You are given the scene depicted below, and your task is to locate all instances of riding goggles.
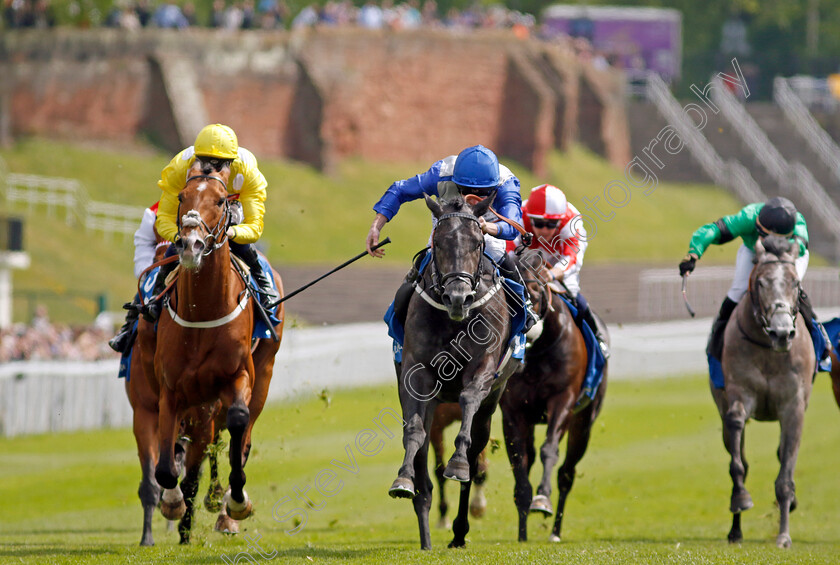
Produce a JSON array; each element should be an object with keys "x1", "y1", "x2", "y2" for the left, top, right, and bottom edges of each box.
[{"x1": 530, "y1": 218, "x2": 560, "y2": 229}]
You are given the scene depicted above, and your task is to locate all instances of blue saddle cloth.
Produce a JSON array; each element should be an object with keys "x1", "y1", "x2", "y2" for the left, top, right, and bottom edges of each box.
[
  {"x1": 557, "y1": 295, "x2": 607, "y2": 402},
  {"x1": 708, "y1": 317, "x2": 831, "y2": 390},
  {"x1": 384, "y1": 252, "x2": 527, "y2": 370},
  {"x1": 118, "y1": 256, "x2": 281, "y2": 381}
]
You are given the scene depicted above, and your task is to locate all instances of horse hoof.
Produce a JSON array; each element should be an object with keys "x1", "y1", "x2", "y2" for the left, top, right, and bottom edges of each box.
[
  {"x1": 549, "y1": 534, "x2": 561, "y2": 543},
  {"x1": 776, "y1": 534, "x2": 792, "y2": 549},
  {"x1": 389, "y1": 477, "x2": 416, "y2": 499},
  {"x1": 160, "y1": 488, "x2": 186, "y2": 520},
  {"x1": 529, "y1": 494, "x2": 553, "y2": 516},
  {"x1": 226, "y1": 499, "x2": 253, "y2": 521},
  {"x1": 727, "y1": 530, "x2": 743, "y2": 544},
  {"x1": 204, "y1": 483, "x2": 225, "y2": 513},
  {"x1": 447, "y1": 539, "x2": 466, "y2": 549},
  {"x1": 443, "y1": 459, "x2": 470, "y2": 483},
  {"x1": 161, "y1": 498, "x2": 186, "y2": 521},
  {"x1": 215, "y1": 513, "x2": 240, "y2": 535},
  {"x1": 730, "y1": 491, "x2": 753, "y2": 513}
]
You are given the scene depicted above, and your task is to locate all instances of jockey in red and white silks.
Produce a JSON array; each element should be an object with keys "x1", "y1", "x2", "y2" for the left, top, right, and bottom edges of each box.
[{"x1": 507, "y1": 184, "x2": 587, "y2": 298}]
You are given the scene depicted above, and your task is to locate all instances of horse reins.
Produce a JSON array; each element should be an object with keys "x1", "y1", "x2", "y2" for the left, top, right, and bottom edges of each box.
[{"x1": 740, "y1": 258, "x2": 799, "y2": 346}]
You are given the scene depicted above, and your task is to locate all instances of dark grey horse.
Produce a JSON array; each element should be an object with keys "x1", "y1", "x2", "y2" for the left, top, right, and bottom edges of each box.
[
  {"x1": 501, "y1": 250, "x2": 607, "y2": 542},
  {"x1": 388, "y1": 193, "x2": 514, "y2": 550},
  {"x1": 712, "y1": 235, "x2": 814, "y2": 548}
]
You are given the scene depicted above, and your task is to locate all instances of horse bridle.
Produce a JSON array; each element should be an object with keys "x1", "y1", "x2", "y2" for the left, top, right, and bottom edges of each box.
[
  {"x1": 430, "y1": 212, "x2": 485, "y2": 297},
  {"x1": 176, "y1": 174, "x2": 232, "y2": 256},
  {"x1": 748, "y1": 259, "x2": 799, "y2": 334}
]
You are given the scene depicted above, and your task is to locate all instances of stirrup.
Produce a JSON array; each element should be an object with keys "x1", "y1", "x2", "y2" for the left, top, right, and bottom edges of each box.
[{"x1": 597, "y1": 338, "x2": 610, "y2": 360}]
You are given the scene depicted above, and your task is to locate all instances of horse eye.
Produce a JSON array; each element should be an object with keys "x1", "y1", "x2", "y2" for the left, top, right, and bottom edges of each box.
[
  {"x1": 217, "y1": 197, "x2": 225, "y2": 207},
  {"x1": 177, "y1": 193, "x2": 184, "y2": 202}
]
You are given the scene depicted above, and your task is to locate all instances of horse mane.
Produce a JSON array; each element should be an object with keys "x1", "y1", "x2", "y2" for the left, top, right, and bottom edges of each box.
[{"x1": 762, "y1": 235, "x2": 794, "y2": 260}]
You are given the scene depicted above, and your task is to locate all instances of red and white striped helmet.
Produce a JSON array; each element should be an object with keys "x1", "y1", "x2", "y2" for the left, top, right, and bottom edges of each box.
[{"x1": 525, "y1": 184, "x2": 567, "y2": 219}]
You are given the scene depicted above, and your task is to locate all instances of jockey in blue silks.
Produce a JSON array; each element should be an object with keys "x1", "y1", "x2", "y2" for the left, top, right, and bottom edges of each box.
[{"x1": 365, "y1": 144, "x2": 537, "y2": 334}]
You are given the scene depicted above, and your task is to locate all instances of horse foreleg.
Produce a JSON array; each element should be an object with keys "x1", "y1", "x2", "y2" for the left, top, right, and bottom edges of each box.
[
  {"x1": 450, "y1": 400, "x2": 495, "y2": 548},
  {"x1": 155, "y1": 386, "x2": 182, "y2": 491},
  {"x1": 444, "y1": 385, "x2": 486, "y2": 482},
  {"x1": 724, "y1": 397, "x2": 753, "y2": 543},
  {"x1": 390, "y1": 384, "x2": 434, "y2": 499},
  {"x1": 551, "y1": 406, "x2": 596, "y2": 543},
  {"x1": 225, "y1": 374, "x2": 253, "y2": 520},
  {"x1": 775, "y1": 401, "x2": 805, "y2": 549},
  {"x1": 534, "y1": 394, "x2": 574, "y2": 518},
  {"x1": 502, "y1": 409, "x2": 535, "y2": 542},
  {"x1": 412, "y1": 409, "x2": 435, "y2": 550},
  {"x1": 134, "y1": 406, "x2": 161, "y2": 546}
]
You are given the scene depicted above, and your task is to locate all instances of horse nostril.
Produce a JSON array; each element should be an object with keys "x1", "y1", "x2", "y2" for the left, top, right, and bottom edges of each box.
[
  {"x1": 441, "y1": 294, "x2": 452, "y2": 308},
  {"x1": 788, "y1": 330, "x2": 795, "y2": 340},
  {"x1": 463, "y1": 294, "x2": 475, "y2": 309},
  {"x1": 192, "y1": 240, "x2": 205, "y2": 254}
]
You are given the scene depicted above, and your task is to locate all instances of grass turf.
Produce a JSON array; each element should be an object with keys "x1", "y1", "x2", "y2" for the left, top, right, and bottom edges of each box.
[{"x1": 2, "y1": 374, "x2": 840, "y2": 564}]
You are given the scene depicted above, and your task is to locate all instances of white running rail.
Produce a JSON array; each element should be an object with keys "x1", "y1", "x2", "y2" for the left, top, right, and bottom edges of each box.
[{"x1": 0, "y1": 157, "x2": 143, "y2": 237}]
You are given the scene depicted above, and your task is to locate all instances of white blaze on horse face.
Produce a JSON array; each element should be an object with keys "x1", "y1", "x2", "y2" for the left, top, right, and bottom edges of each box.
[
  {"x1": 196, "y1": 181, "x2": 208, "y2": 192},
  {"x1": 179, "y1": 209, "x2": 206, "y2": 270}
]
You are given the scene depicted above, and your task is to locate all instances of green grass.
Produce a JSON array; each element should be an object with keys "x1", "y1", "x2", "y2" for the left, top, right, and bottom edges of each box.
[
  {"x1": 2, "y1": 376, "x2": 840, "y2": 563},
  {"x1": 1, "y1": 137, "x2": 752, "y2": 322}
]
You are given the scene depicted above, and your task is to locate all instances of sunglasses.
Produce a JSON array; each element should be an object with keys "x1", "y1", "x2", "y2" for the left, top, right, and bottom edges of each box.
[{"x1": 531, "y1": 218, "x2": 559, "y2": 229}]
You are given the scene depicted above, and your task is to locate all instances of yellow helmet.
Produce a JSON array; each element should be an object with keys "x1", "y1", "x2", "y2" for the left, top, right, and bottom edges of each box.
[{"x1": 194, "y1": 123, "x2": 238, "y2": 160}]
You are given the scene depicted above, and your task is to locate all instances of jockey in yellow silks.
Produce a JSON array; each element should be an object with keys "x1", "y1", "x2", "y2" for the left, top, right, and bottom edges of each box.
[{"x1": 140, "y1": 123, "x2": 279, "y2": 322}]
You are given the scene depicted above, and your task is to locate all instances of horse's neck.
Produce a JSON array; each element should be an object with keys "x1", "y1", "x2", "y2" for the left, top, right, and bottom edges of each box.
[{"x1": 176, "y1": 248, "x2": 240, "y2": 317}]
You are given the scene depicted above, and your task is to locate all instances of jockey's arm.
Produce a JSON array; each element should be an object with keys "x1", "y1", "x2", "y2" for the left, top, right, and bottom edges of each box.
[
  {"x1": 793, "y1": 212, "x2": 809, "y2": 256},
  {"x1": 155, "y1": 150, "x2": 191, "y2": 243},
  {"x1": 133, "y1": 207, "x2": 158, "y2": 278},
  {"x1": 228, "y1": 149, "x2": 267, "y2": 244},
  {"x1": 490, "y1": 176, "x2": 523, "y2": 241}
]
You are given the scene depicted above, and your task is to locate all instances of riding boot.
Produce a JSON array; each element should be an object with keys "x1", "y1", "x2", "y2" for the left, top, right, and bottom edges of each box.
[
  {"x1": 499, "y1": 253, "x2": 538, "y2": 333},
  {"x1": 799, "y1": 289, "x2": 831, "y2": 363},
  {"x1": 233, "y1": 243, "x2": 280, "y2": 311},
  {"x1": 139, "y1": 259, "x2": 178, "y2": 322},
  {"x1": 575, "y1": 292, "x2": 609, "y2": 360},
  {"x1": 706, "y1": 297, "x2": 738, "y2": 361},
  {"x1": 108, "y1": 296, "x2": 141, "y2": 353}
]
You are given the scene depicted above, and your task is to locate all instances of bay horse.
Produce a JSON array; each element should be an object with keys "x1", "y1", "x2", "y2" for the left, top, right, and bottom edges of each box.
[
  {"x1": 500, "y1": 249, "x2": 607, "y2": 542},
  {"x1": 133, "y1": 160, "x2": 284, "y2": 544},
  {"x1": 712, "y1": 235, "x2": 813, "y2": 548},
  {"x1": 429, "y1": 403, "x2": 489, "y2": 528},
  {"x1": 389, "y1": 193, "x2": 513, "y2": 550}
]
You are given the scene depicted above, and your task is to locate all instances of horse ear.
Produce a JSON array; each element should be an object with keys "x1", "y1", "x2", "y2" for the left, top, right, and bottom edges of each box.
[
  {"x1": 470, "y1": 189, "x2": 496, "y2": 218},
  {"x1": 754, "y1": 237, "x2": 766, "y2": 258},
  {"x1": 424, "y1": 194, "x2": 442, "y2": 218}
]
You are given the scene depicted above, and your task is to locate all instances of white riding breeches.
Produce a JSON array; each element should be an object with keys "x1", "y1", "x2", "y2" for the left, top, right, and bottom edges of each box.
[{"x1": 726, "y1": 243, "x2": 809, "y2": 302}]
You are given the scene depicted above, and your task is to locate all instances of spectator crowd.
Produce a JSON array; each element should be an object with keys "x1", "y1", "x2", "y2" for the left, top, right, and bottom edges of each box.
[
  {"x1": 3, "y1": 0, "x2": 537, "y2": 34},
  {"x1": 0, "y1": 306, "x2": 117, "y2": 362}
]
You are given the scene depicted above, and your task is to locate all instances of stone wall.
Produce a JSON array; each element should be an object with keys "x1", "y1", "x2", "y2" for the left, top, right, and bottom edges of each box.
[{"x1": 1, "y1": 28, "x2": 629, "y2": 174}]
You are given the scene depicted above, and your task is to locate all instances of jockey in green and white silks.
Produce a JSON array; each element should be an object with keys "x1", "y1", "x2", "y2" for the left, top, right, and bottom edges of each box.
[{"x1": 679, "y1": 197, "x2": 829, "y2": 376}]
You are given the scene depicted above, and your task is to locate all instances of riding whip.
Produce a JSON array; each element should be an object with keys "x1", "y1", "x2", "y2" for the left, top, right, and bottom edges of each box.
[
  {"x1": 681, "y1": 274, "x2": 696, "y2": 318},
  {"x1": 274, "y1": 237, "x2": 392, "y2": 305}
]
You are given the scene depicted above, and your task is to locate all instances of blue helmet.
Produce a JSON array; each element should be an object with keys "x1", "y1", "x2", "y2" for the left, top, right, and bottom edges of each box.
[{"x1": 452, "y1": 145, "x2": 500, "y2": 189}]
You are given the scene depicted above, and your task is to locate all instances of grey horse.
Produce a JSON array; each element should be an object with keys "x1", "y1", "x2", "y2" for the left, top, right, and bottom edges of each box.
[{"x1": 711, "y1": 235, "x2": 814, "y2": 548}]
